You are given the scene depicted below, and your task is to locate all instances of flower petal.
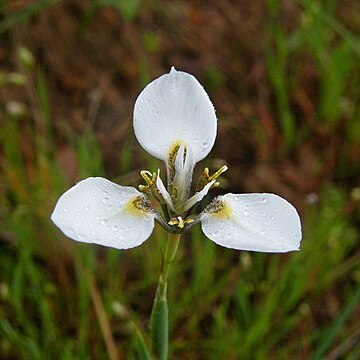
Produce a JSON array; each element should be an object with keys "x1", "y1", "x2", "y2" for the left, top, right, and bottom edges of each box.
[
  {"x1": 156, "y1": 170, "x2": 175, "y2": 211},
  {"x1": 51, "y1": 177, "x2": 155, "y2": 249},
  {"x1": 200, "y1": 193, "x2": 302, "y2": 253},
  {"x1": 133, "y1": 67, "x2": 217, "y2": 162},
  {"x1": 184, "y1": 180, "x2": 216, "y2": 211},
  {"x1": 173, "y1": 143, "x2": 195, "y2": 206}
]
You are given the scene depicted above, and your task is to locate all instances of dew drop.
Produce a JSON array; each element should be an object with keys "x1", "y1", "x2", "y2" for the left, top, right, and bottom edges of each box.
[
  {"x1": 102, "y1": 190, "x2": 108, "y2": 196},
  {"x1": 262, "y1": 198, "x2": 267, "y2": 204},
  {"x1": 214, "y1": 230, "x2": 219, "y2": 237},
  {"x1": 78, "y1": 234, "x2": 85, "y2": 240},
  {"x1": 112, "y1": 225, "x2": 119, "y2": 231},
  {"x1": 202, "y1": 142, "x2": 208, "y2": 149},
  {"x1": 107, "y1": 205, "x2": 113, "y2": 211},
  {"x1": 85, "y1": 205, "x2": 90, "y2": 211},
  {"x1": 102, "y1": 197, "x2": 109, "y2": 204},
  {"x1": 63, "y1": 207, "x2": 69, "y2": 213},
  {"x1": 66, "y1": 226, "x2": 74, "y2": 233},
  {"x1": 101, "y1": 219, "x2": 108, "y2": 226}
]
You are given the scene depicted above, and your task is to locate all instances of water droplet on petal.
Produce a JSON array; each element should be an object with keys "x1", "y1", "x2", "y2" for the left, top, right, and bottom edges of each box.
[
  {"x1": 262, "y1": 197, "x2": 267, "y2": 204},
  {"x1": 85, "y1": 205, "x2": 90, "y2": 211},
  {"x1": 202, "y1": 142, "x2": 208, "y2": 150},
  {"x1": 102, "y1": 197, "x2": 109, "y2": 204},
  {"x1": 101, "y1": 219, "x2": 108, "y2": 226},
  {"x1": 112, "y1": 225, "x2": 118, "y2": 231}
]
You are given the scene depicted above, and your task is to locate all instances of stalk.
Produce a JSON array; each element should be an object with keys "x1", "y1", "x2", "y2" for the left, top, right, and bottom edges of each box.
[{"x1": 150, "y1": 233, "x2": 181, "y2": 360}]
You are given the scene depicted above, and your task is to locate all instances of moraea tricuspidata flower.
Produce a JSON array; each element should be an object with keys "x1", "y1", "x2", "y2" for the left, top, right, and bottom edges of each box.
[{"x1": 51, "y1": 67, "x2": 302, "y2": 253}]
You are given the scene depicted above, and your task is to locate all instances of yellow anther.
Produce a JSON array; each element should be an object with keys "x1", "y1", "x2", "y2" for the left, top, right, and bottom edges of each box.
[
  {"x1": 209, "y1": 165, "x2": 228, "y2": 181},
  {"x1": 140, "y1": 170, "x2": 156, "y2": 186},
  {"x1": 168, "y1": 216, "x2": 193, "y2": 228},
  {"x1": 184, "y1": 218, "x2": 194, "y2": 224},
  {"x1": 168, "y1": 218, "x2": 178, "y2": 226},
  {"x1": 177, "y1": 217, "x2": 185, "y2": 228}
]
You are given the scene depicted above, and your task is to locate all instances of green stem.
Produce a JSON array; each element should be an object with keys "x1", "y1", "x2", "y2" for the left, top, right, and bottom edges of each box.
[{"x1": 150, "y1": 233, "x2": 181, "y2": 360}]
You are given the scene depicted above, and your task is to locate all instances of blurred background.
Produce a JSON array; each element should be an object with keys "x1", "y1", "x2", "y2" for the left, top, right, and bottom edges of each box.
[{"x1": 0, "y1": 0, "x2": 360, "y2": 359}]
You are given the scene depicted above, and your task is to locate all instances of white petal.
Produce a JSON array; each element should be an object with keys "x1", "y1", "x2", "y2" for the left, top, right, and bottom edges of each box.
[
  {"x1": 133, "y1": 67, "x2": 217, "y2": 162},
  {"x1": 156, "y1": 170, "x2": 175, "y2": 211},
  {"x1": 173, "y1": 143, "x2": 195, "y2": 206},
  {"x1": 51, "y1": 177, "x2": 155, "y2": 249},
  {"x1": 200, "y1": 193, "x2": 302, "y2": 253},
  {"x1": 184, "y1": 180, "x2": 216, "y2": 211}
]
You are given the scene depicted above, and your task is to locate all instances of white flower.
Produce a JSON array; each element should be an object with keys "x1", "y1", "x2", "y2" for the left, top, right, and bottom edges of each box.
[{"x1": 51, "y1": 67, "x2": 302, "y2": 252}]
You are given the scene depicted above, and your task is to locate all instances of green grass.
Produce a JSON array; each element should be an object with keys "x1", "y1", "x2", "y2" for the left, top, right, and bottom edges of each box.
[{"x1": 1, "y1": 0, "x2": 360, "y2": 358}]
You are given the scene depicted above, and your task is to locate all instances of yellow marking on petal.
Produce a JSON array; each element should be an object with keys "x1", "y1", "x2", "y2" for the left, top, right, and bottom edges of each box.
[
  {"x1": 124, "y1": 196, "x2": 152, "y2": 217},
  {"x1": 205, "y1": 198, "x2": 233, "y2": 219},
  {"x1": 167, "y1": 140, "x2": 186, "y2": 180}
]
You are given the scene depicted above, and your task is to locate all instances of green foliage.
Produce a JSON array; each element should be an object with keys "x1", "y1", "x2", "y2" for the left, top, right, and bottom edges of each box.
[
  {"x1": 93, "y1": 0, "x2": 141, "y2": 21},
  {"x1": 0, "y1": 0, "x2": 62, "y2": 34},
  {"x1": 1, "y1": 0, "x2": 360, "y2": 358}
]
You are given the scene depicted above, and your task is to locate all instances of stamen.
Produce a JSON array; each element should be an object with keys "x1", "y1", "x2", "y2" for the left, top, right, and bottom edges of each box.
[
  {"x1": 195, "y1": 165, "x2": 228, "y2": 192},
  {"x1": 140, "y1": 170, "x2": 156, "y2": 186},
  {"x1": 168, "y1": 216, "x2": 194, "y2": 229},
  {"x1": 209, "y1": 165, "x2": 228, "y2": 181}
]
